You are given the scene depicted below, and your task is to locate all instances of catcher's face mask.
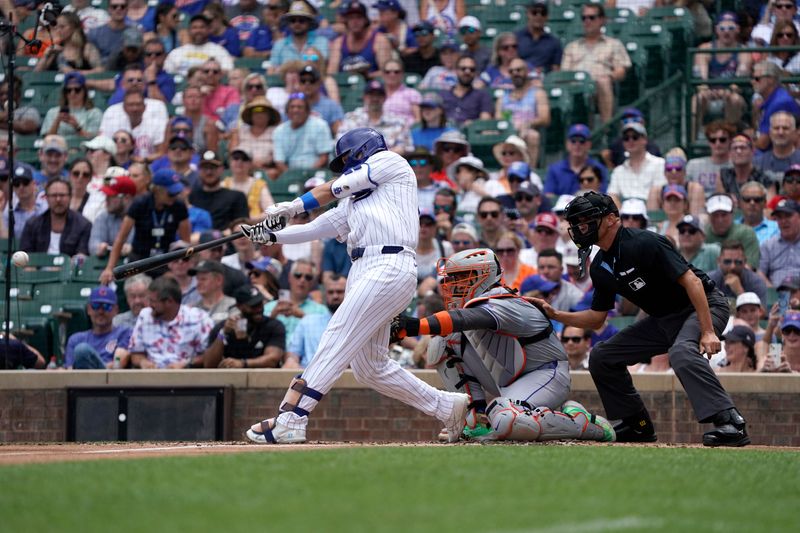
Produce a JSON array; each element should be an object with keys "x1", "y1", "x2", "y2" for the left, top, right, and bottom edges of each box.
[{"x1": 437, "y1": 260, "x2": 489, "y2": 310}]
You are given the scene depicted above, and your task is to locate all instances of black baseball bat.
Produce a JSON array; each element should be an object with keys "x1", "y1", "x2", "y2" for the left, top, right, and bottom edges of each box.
[{"x1": 112, "y1": 231, "x2": 244, "y2": 281}]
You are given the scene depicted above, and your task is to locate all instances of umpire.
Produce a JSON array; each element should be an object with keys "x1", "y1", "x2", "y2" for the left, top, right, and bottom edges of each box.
[{"x1": 531, "y1": 192, "x2": 749, "y2": 447}]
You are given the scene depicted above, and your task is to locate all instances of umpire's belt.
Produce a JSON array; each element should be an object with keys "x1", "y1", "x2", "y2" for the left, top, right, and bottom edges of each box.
[{"x1": 351, "y1": 245, "x2": 407, "y2": 261}]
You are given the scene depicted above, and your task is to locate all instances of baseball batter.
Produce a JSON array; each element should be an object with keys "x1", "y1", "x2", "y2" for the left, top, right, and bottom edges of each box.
[
  {"x1": 391, "y1": 248, "x2": 614, "y2": 442},
  {"x1": 240, "y1": 127, "x2": 469, "y2": 444}
]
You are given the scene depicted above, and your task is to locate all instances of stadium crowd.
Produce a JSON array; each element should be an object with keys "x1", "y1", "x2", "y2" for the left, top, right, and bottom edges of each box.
[{"x1": 0, "y1": 0, "x2": 799, "y2": 375}]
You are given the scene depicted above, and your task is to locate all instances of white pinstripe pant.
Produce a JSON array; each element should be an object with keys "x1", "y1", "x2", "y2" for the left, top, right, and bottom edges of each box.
[{"x1": 278, "y1": 251, "x2": 456, "y2": 429}]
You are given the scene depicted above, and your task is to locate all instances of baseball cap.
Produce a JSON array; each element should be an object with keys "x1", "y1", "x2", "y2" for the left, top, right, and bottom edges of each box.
[
  {"x1": 170, "y1": 116, "x2": 194, "y2": 130},
  {"x1": 169, "y1": 240, "x2": 190, "y2": 252},
  {"x1": 364, "y1": 79, "x2": 386, "y2": 95},
  {"x1": 246, "y1": 256, "x2": 283, "y2": 281},
  {"x1": 300, "y1": 64, "x2": 321, "y2": 81},
  {"x1": 188, "y1": 259, "x2": 225, "y2": 276},
  {"x1": 413, "y1": 21, "x2": 435, "y2": 33},
  {"x1": 567, "y1": 124, "x2": 590, "y2": 139},
  {"x1": 772, "y1": 198, "x2": 800, "y2": 216},
  {"x1": 234, "y1": 284, "x2": 265, "y2": 307},
  {"x1": 528, "y1": 0, "x2": 548, "y2": 13},
  {"x1": 507, "y1": 161, "x2": 531, "y2": 181},
  {"x1": 662, "y1": 184, "x2": 687, "y2": 200},
  {"x1": 735, "y1": 292, "x2": 762, "y2": 309},
  {"x1": 622, "y1": 122, "x2": 647, "y2": 136},
  {"x1": 778, "y1": 274, "x2": 800, "y2": 291},
  {"x1": 722, "y1": 325, "x2": 755, "y2": 348},
  {"x1": 715, "y1": 11, "x2": 738, "y2": 26},
  {"x1": 420, "y1": 92, "x2": 444, "y2": 108},
  {"x1": 785, "y1": 164, "x2": 800, "y2": 176},
  {"x1": 152, "y1": 168, "x2": 184, "y2": 195},
  {"x1": 782, "y1": 311, "x2": 800, "y2": 332},
  {"x1": 534, "y1": 212, "x2": 559, "y2": 231},
  {"x1": 451, "y1": 222, "x2": 479, "y2": 242},
  {"x1": 562, "y1": 242, "x2": 581, "y2": 267},
  {"x1": 677, "y1": 214, "x2": 704, "y2": 233},
  {"x1": 199, "y1": 230, "x2": 223, "y2": 244},
  {"x1": 553, "y1": 194, "x2": 575, "y2": 214},
  {"x1": 230, "y1": 146, "x2": 253, "y2": 161},
  {"x1": 169, "y1": 132, "x2": 193, "y2": 149},
  {"x1": 516, "y1": 181, "x2": 540, "y2": 198},
  {"x1": 621, "y1": 107, "x2": 644, "y2": 120},
  {"x1": 89, "y1": 286, "x2": 117, "y2": 306},
  {"x1": 11, "y1": 164, "x2": 33, "y2": 182},
  {"x1": 620, "y1": 198, "x2": 648, "y2": 218},
  {"x1": 41, "y1": 135, "x2": 67, "y2": 154},
  {"x1": 83, "y1": 135, "x2": 117, "y2": 157},
  {"x1": 520, "y1": 274, "x2": 558, "y2": 295},
  {"x1": 101, "y1": 175, "x2": 136, "y2": 196},
  {"x1": 458, "y1": 15, "x2": 481, "y2": 31},
  {"x1": 707, "y1": 194, "x2": 734, "y2": 213},
  {"x1": 339, "y1": 0, "x2": 367, "y2": 17},
  {"x1": 439, "y1": 38, "x2": 460, "y2": 52},
  {"x1": 419, "y1": 207, "x2": 436, "y2": 222},
  {"x1": 200, "y1": 150, "x2": 223, "y2": 167},
  {"x1": 447, "y1": 155, "x2": 487, "y2": 182},
  {"x1": 122, "y1": 26, "x2": 143, "y2": 48},
  {"x1": 63, "y1": 71, "x2": 86, "y2": 88}
]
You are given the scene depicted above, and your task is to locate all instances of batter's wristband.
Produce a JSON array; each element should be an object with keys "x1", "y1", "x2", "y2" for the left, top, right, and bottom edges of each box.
[{"x1": 300, "y1": 191, "x2": 320, "y2": 212}]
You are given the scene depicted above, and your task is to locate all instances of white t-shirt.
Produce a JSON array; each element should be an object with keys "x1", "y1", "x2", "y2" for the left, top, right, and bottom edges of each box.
[
  {"x1": 164, "y1": 43, "x2": 235, "y2": 77},
  {"x1": 607, "y1": 152, "x2": 666, "y2": 201},
  {"x1": 100, "y1": 99, "x2": 168, "y2": 158},
  {"x1": 48, "y1": 232, "x2": 61, "y2": 255}
]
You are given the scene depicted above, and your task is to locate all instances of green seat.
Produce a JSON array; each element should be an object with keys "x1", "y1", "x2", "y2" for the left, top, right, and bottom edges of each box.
[
  {"x1": 647, "y1": 209, "x2": 667, "y2": 223},
  {"x1": 543, "y1": 70, "x2": 595, "y2": 126},
  {"x1": 3, "y1": 253, "x2": 72, "y2": 284},
  {"x1": 271, "y1": 168, "x2": 331, "y2": 203},
  {"x1": 24, "y1": 71, "x2": 65, "y2": 87},
  {"x1": 8, "y1": 300, "x2": 61, "y2": 360},
  {"x1": 644, "y1": 6, "x2": 694, "y2": 68},
  {"x1": 544, "y1": 90, "x2": 574, "y2": 158},
  {"x1": 33, "y1": 283, "x2": 93, "y2": 341},
  {"x1": 620, "y1": 23, "x2": 672, "y2": 88},
  {"x1": 617, "y1": 41, "x2": 648, "y2": 106},
  {"x1": 0, "y1": 282, "x2": 34, "y2": 301},
  {"x1": 766, "y1": 288, "x2": 779, "y2": 309},
  {"x1": 234, "y1": 57, "x2": 271, "y2": 73},
  {"x1": 609, "y1": 315, "x2": 637, "y2": 329},
  {"x1": 73, "y1": 256, "x2": 112, "y2": 283},
  {"x1": 464, "y1": 119, "x2": 517, "y2": 168}
]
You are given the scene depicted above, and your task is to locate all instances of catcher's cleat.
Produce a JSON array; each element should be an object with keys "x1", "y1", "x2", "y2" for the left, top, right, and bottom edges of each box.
[
  {"x1": 702, "y1": 408, "x2": 750, "y2": 447},
  {"x1": 561, "y1": 400, "x2": 616, "y2": 442},
  {"x1": 246, "y1": 417, "x2": 306, "y2": 444}
]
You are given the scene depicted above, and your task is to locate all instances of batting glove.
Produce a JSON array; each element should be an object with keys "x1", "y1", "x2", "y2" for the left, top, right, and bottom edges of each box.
[
  {"x1": 241, "y1": 215, "x2": 287, "y2": 245},
  {"x1": 266, "y1": 200, "x2": 304, "y2": 220}
]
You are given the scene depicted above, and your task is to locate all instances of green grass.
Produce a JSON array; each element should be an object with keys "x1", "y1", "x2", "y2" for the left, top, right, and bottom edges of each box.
[{"x1": 1, "y1": 445, "x2": 798, "y2": 533}]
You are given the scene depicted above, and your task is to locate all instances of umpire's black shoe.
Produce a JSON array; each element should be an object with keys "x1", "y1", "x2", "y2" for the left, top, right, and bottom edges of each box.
[
  {"x1": 702, "y1": 408, "x2": 750, "y2": 447},
  {"x1": 613, "y1": 411, "x2": 657, "y2": 443}
]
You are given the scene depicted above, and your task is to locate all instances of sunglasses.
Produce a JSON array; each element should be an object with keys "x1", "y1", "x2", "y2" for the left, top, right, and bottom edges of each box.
[
  {"x1": 12, "y1": 179, "x2": 32, "y2": 187},
  {"x1": 741, "y1": 196, "x2": 765, "y2": 203},
  {"x1": 169, "y1": 144, "x2": 190, "y2": 151},
  {"x1": 717, "y1": 24, "x2": 737, "y2": 31},
  {"x1": 561, "y1": 336, "x2": 583, "y2": 343},
  {"x1": 622, "y1": 134, "x2": 641, "y2": 142},
  {"x1": 722, "y1": 259, "x2": 744, "y2": 266},
  {"x1": 203, "y1": 69, "x2": 221, "y2": 75},
  {"x1": 451, "y1": 239, "x2": 473, "y2": 246},
  {"x1": 708, "y1": 136, "x2": 729, "y2": 144},
  {"x1": 173, "y1": 127, "x2": 192, "y2": 135},
  {"x1": 568, "y1": 137, "x2": 587, "y2": 144},
  {"x1": 621, "y1": 214, "x2": 644, "y2": 221},
  {"x1": 299, "y1": 78, "x2": 317, "y2": 85},
  {"x1": 434, "y1": 204, "x2": 453, "y2": 213},
  {"x1": 578, "y1": 176, "x2": 596, "y2": 184},
  {"x1": 266, "y1": 4, "x2": 282, "y2": 9},
  {"x1": 109, "y1": 4, "x2": 127, "y2": 10},
  {"x1": 302, "y1": 53, "x2": 320, "y2": 62},
  {"x1": 246, "y1": 83, "x2": 264, "y2": 91},
  {"x1": 413, "y1": 29, "x2": 432, "y2": 36},
  {"x1": 71, "y1": 170, "x2": 91, "y2": 178},
  {"x1": 409, "y1": 158, "x2": 429, "y2": 167},
  {"x1": 145, "y1": 50, "x2": 164, "y2": 57},
  {"x1": 64, "y1": 86, "x2": 83, "y2": 94},
  {"x1": 479, "y1": 211, "x2": 501, "y2": 219},
  {"x1": 784, "y1": 175, "x2": 800, "y2": 183},
  {"x1": 678, "y1": 227, "x2": 699, "y2": 235},
  {"x1": 582, "y1": 14, "x2": 599, "y2": 21},
  {"x1": 495, "y1": 248, "x2": 517, "y2": 255},
  {"x1": 500, "y1": 44, "x2": 518, "y2": 50},
  {"x1": 665, "y1": 165, "x2": 684, "y2": 173},
  {"x1": 775, "y1": 3, "x2": 795, "y2": 9},
  {"x1": 231, "y1": 153, "x2": 250, "y2": 161},
  {"x1": 752, "y1": 75, "x2": 767, "y2": 82},
  {"x1": 420, "y1": 219, "x2": 436, "y2": 227},
  {"x1": 292, "y1": 273, "x2": 315, "y2": 281},
  {"x1": 535, "y1": 227, "x2": 556, "y2": 234},
  {"x1": 459, "y1": 26, "x2": 478, "y2": 34},
  {"x1": 90, "y1": 302, "x2": 114, "y2": 311},
  {"x1": 515, "y1": 194, "x2": 535, "y2": 202},
  {"x1": 458, "y1": 66, "x2": 477, "y2": 72},
  {"x1": 440, "y1": 144, "x2": 464, "y2": 153},
  {"x1": 509, "y1": 67, "x2": 526, "y2": 74},
  {"x1": 288, "y1": 17, "x2": 309, "y2": 24},
  {"x1": 384, "y1": 69, "x2": 402, "y2": 75},
  {"x1": 784, "y1": 326, "x2": 800, "y2": 335},
  {"x1": 113, "y1": 136, "x2": 130, "y2": 143},
  {"x1": 248, "y1": 270, "x2": 265, "y2": 277},
  {"x1": 501, "y1": 150, "x2": 519, "y2": 157},
  {"x1": 777, "y1": 31, "x2": 797, "y2": 38},
  {"x1": 125, "y1": 77, "x2": 143, "y2": 84},
  {"x1": 288, "y1": 92, "x2": 306, "y2": 100},
  {"x1": 529, "y1": 9, "x2": 547, "y2": 16}
]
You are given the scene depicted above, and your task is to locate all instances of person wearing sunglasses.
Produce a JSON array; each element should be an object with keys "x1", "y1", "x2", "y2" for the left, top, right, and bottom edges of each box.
[
  {"x1": 733, "y1": 292, "x2": 767, "y2": 342},
  {"x1": 374, "y1": 0, "x2": 415, "y2": 55},
  {"x1": 86, "y1": 0, "x2": 130, "y2": 64},
  {"x1": 381, "y1": 59, "x2": 422, "y2": 123},
  {"x1": 449, "y1": 222, "x2": 480, "y2": 253},
  {"x1": 339, "y1": 80, "x2": 413, "y2": 153},
  {"x1": 99, "y1": 89, "x2": 167, "y2": 164},
  {"x1": 230, "y1": 96, "x2": 281, "y2": 173},
  {"x1": 296, "y1": 64, "x2": 345, "y2": 135},
  {"x1": 163, "y1": 14, "x2": 234, "y2": 77},
  {"x1": 94, "y1": 38, "x2": 174, "y2": 105},
  {"x1": 676, "y1": 214, "x2": 721, "y2": 274},
  {"x1": 268, "y1": 1, "x2": 329, "y2": 73},
  {"x1": 416, "y1": 209, "x2": 454, "y2": 291},
  {"x1": 91, "y1": 174, "x2": 137, "y2": 258},
  {"x1": 20, "y1": 178, "x2": 92, "y2": 257},
  {"x1": 780, "y1": 163, "x2": 800, "y2": 203},
  {"x1": 760, "y1": 198, "x2": 800, "y2": 287},
  {"x1": 646, "y1": 148, "x2": 704, "y2": 216},
  {"x1": 64, "y1": 287, "x2": 132, "y2": 369},
  {"x1": 441, "y1": 55, "x2": 494, "y2": 127},
  {"x1": 262, "y1": 258, "x2": 326, "y2": 340},
  {"x1": 99, "y1": 168, "x2": 192, "y2": 284},
  {"x1": 431, "y1": 130, "x2": 470, "y2": 183},
  {"x1": 520, "y1": 212, "x2": 561, "y2": 268},
  {"x1": 753, "y1": 0, "x2": 800, "y2": 45},
  {"x1": 457, "y1": 15, "x2": 490, "y2": 72},
  {"x1": 561, "y1": 3, "x2": 631, "y2": 122},
  {"x1": 82, "y1": 135, "x2": 118, "y2": 183},
  {"x1": 705, "y1": 193, "x2": 761, "y2": 268},
  {"x1": 480, "y1": 32, "x2": 526, "y2": 92},
  {"x1": 0, "y1": 163, "x2": 48, "y2": 243},
  {"x1": 67, "y1": 158, "x2": 101, "y2": 221},
  {"x1": 561, "y1": 326, "x2": 591, "y2": 371},
  {"x1": 655, "y1": 184, "x2": 691, "y2": 244},
  {"x1": 736, "y1": 181, "x2": 779, "y2": 245},
  {"x1": 692, "y1": 12, "x2": 750, "y2": 140},
  {"x1": 242, "y1": 1, "x2": 288, "y2": 59},
  {"x1": 607, "y1": 122, "x2": 666, "y2": 206},
  {"x1": 145, "y1": 3, "x2": 185, "y2": 55},
  {"x1": 545, "y1": 123, "x2": 608, "y2": 197},
  {"x1": 328, "y1": 1, "x2": 392, "y2": 78},
  {"x1": 475, "y1": 197, "x2": 506, "y2": 249},
  {"x1": 516, "y1": 0, "x2": 562, "y2": 75},
  {"x1": 40, "y1": 72, "x2": 98, "y2": 139},
  {"x1": 708, "y1": 241, "x2": 768, "y2": 305},
  {"x1": 404, "y1": 21, "x2": 442, "y2": 76},
  {"x1": 766, "y1": 19, "x2": 800, "y2": 74},
  {"x1": 760, "y1": 310, "x2": 800, "y2": 373},
  {"x1": 202, "y1": 3, "x2": 242, "y2": 58},
  {"x1": 716, "y1": 134, "x2": 774, "y2": 202},
  {"x1": 602, "y1": 108, "x2": 662, "y2": 169},
  {"x1": 685, "y1": 121, "x2": 735, "y2": 198},
  {"x1": 752, "y1": 62, "x2": 800, "y2": 152},
  {"x1": 402, "y1": 147, "x2": 440, "y2": 211},
  {"x1": 618, "y1": 198, "x2": 649, "y2": 230}
]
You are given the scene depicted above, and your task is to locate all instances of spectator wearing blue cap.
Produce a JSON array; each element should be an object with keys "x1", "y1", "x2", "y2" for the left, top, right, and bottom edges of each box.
[
  {"x1": 100, "y1": 168, "x2": 192, "y2": 284},
  {"x1": 411, "y1": 92, "x2": 456, "y2": 151},
  {"x1": 65, "y1": 287, "x2": 133, "y2": 369},
  {"x1": 328, "y1": 1, "x2": 392, "y2": 77},
  {"x1": 418, "y1": 38, "x2": 460, "y2": 91},
  {"x1": 1, "y1": 162, "x2": 48, "y2": 243},
  {"x1": 375, "y1": 0, "x2": 417, "y2": 55},
  {"x1": 543, "y1": 124, "x2": 608, "y2": 197},
  {"x1": 515, "y1": 1, "x2": 562, "y2": 75},
  {"x1": 692, "y1": 12, "x2": 750, "y2": 139},
  {"x1": 404, "y1": 21, "x2": 442, "y2": 75},
  {"x1": 602, "y1": 108, "x2": 662, "y2": 168},
  {"x1": 655, "y1": 184, "x2": 690, "y2": 243}
]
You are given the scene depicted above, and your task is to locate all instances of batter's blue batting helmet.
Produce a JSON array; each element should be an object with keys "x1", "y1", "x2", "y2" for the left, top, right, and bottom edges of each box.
[{"x1": 329, "y1": 127, "x2": 388, "y2": 173}]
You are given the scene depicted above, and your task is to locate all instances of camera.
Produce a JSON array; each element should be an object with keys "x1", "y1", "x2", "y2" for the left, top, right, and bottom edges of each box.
[{"x1": 505, "y1": 208, "x2": 521, "y2": 221}]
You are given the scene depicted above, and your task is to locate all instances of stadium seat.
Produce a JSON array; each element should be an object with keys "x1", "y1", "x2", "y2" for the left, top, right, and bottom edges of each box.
[
  {"x1": 8, "y1": 300, "x2": 61, "y2": 360},
  {"x1": 644, "y1": 6, "x2": 695, "y2": 67},
  {"x1": 609, "y1": 315, "x2": 637, "y2": 329},
  {"x1": 272, "y1": 168, "x2": 332, "y2": 203},
  {"x1": 543, "y1": 71, "x2": 595, "y2": 126},
  {"x1": 464, "y1": 119, "x2": 517, "y2": 168},
  {"x1": 620, "y1": 23, "x2": 672, "y2": 88},
  {"x1": 73, "y1": 255, "x2": 116, "y2": 283},
  {"x1": 2, "y1": 253, "x2": 72, "y2": 284}
]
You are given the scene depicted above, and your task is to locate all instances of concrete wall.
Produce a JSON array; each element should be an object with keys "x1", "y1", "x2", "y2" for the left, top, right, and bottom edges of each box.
[{"x1": 1, "y1": 370, "x2": 798, "y2": 446}]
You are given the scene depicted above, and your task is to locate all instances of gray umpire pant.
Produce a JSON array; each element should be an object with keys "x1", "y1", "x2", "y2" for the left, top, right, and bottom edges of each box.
[{"x1": 588, "y1": 290, "x2": 734, "y2": 423}]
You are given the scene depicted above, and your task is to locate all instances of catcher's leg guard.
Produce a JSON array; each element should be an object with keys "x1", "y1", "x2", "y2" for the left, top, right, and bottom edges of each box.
[
  {"x1": 246, "y1": 376, "x2": 324, "y2": 444},
  {"x1": 486, "y1": 398, "x2": 542, "y2": 441},
  {"x1": 561, "y1": 400, "x2": 616, "y2": 442},
  {"x1": 533, "y1": 402, "x2": 610, "y2": 442}
]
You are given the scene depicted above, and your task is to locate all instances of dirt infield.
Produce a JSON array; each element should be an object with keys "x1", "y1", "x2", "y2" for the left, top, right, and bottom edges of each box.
[{"x1": 1, "y1": 441, "x2": 795, "y2": 465}]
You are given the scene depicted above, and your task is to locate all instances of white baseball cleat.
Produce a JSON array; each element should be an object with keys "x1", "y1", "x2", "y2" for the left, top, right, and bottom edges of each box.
[
  {"x1": 442, "y1": 392, "x2": 470, "y2": 443},
  {"x1": 245, "y1": 418, "x2": 307, "y2": 444}
]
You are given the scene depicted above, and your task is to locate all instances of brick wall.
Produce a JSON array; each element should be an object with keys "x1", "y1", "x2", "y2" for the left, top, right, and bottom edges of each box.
[{"x1": 1, "y1": 371, "x2": 798, "y2": 446}]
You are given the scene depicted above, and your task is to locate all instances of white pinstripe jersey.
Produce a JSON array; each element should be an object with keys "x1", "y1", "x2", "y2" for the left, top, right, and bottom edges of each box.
[{"x1": 324, "y1": 150, "x2": 419, "y2": 254}]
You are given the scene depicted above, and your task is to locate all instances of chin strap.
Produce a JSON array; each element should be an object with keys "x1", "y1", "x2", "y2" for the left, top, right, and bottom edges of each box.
[{"x1": 577, "y1": 246, "x2": 592, "y2": 278}]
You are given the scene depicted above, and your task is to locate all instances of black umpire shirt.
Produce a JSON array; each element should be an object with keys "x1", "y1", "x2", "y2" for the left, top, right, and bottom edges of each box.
[
  {"x1": 208, "y1": 318, "x2": 286, "y2": 361},
  {"x1": 590, "y1": 228, "x2": 714, "y2": 318}
]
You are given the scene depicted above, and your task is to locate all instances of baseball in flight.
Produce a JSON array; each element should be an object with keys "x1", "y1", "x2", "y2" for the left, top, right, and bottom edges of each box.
[{"x1": 12, "y1": 251, "x2": 29, "y2": 268}]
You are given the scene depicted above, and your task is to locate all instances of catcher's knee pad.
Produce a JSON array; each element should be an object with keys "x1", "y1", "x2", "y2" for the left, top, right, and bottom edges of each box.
[
  {"x1": 486, "y1": 397, "x2": 541, "y2": 441},
  {"x1": 279, "y1": 375, "x2": 324, "y2": 417}
]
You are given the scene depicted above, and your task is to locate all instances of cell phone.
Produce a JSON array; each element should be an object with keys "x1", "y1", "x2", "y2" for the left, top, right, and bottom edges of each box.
[
  {"x1": 278, "y1": 289, "x2": 291, "y2": 302},
  {"x1": 778, "y1": 290, "x2": 790, "y2": 317},
  {"x1": 506, "y1": 208, "x2": 520, "y2": 220},
  {"x1": 60, "y1": 106, "x2": 69, "y2": 114}
]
